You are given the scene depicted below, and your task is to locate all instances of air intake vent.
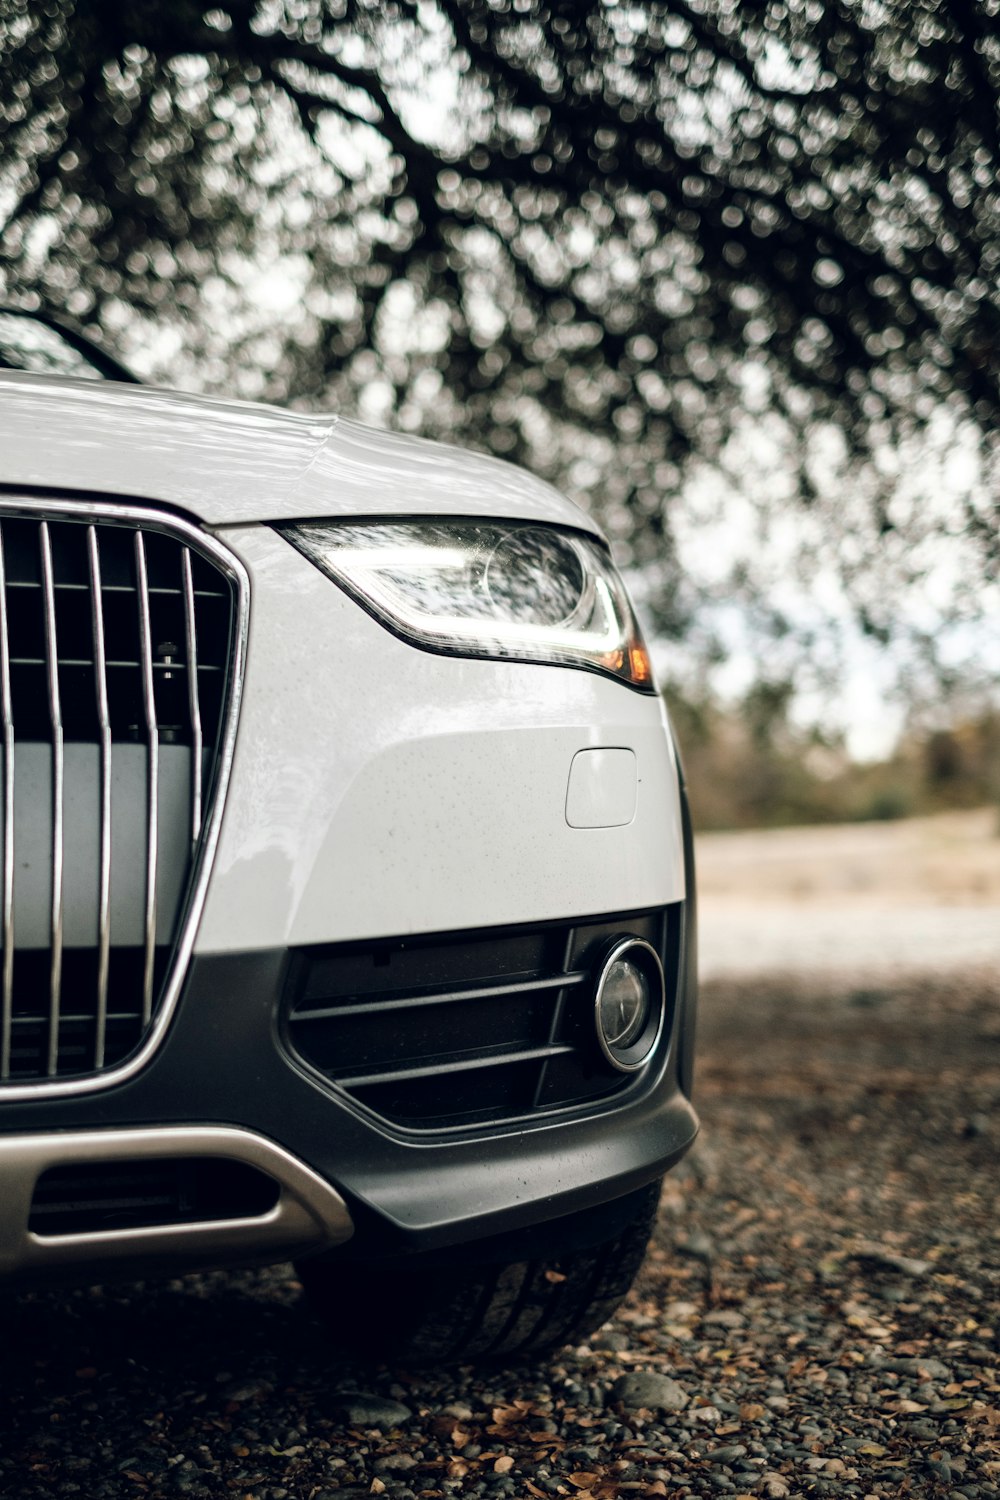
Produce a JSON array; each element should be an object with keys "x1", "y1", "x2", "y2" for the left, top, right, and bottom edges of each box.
[
  {"x1": 283, "y1": 906, "x2": 678, "y2": 1132},
  {"x1": 0, "y1": 503, "x2": 244, "y2": 1088},
  {"x1": 29, "y1": 1157, "x2": 280, "y2": 1235}
]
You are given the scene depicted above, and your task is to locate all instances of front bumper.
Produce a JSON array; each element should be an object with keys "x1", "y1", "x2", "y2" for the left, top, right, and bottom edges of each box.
[{"x1": 0, "y1": 888, "x2": 698, "y2": 1269}]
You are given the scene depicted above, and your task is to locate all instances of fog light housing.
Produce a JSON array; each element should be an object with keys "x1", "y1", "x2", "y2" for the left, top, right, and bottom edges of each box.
[{"x1": 594, "y1": 938, "x2": 665, "y2": 1072}]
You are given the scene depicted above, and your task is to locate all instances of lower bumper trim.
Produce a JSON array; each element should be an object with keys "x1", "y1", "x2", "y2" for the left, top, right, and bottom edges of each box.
[{"x1": 0, "y1": 1124, "x2": 354, "y2": 1282}]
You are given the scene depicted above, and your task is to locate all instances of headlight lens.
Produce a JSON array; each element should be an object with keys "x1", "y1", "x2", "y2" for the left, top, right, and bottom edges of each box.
[{"x1": 279, "y1": 520, "x2": 655, "y2": 690}]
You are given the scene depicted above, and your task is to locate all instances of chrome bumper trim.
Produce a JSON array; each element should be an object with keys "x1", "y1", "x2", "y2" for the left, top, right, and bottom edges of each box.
[{"x1": 0, "y1": 1125, "x2": 353, "y2": 1280}]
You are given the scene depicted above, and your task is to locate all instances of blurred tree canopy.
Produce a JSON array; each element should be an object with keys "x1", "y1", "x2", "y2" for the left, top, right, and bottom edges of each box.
[
  {"x1": 1, "y1": 0, "x2": 998, "y2": 652},
  {"x1": 667, "y1": 683, "x2": 1000, "y2": 827}
]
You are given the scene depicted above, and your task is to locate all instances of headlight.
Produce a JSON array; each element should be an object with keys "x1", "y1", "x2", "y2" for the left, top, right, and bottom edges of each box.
[{"x1": 278, "y1": 520, "x2": 655, "y2": 691}]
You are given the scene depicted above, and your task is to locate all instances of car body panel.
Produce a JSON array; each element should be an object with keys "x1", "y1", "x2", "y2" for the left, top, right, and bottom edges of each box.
[
  {"x1": 196, "y1": 524, "x2": 684, "y2": 953},
  {"x1": 0, "y1": 370, "x2": 596, "y2": 532}
]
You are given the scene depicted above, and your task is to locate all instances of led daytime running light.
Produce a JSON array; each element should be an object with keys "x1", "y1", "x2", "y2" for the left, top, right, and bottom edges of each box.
[{"x1": 280, "y1": 520, "x2": 656, "y2": 692}]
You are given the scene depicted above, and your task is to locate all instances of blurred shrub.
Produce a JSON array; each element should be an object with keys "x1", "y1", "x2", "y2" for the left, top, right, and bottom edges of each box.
[{"x1": 666, "y1": 686, "x2": 1000, "y2": 831}]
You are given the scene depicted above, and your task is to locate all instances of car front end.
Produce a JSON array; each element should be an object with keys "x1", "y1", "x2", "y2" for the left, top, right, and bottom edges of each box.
[{"x1": 0, "y1": 366, "x2": 697, "y2": 1356}]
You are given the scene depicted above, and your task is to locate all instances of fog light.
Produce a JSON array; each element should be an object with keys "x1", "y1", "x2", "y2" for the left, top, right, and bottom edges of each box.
[{"x1": 594, "y1": 938, "x2": 665, "y2": 1072}]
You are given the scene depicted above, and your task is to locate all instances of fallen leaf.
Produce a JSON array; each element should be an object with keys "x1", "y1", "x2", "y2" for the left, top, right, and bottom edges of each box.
[
  {"x1": 369, "y1": 1483, "x2": 385, "y2": 1496},
  {"x1": 492, "y1": 1401, "x2": 535, "y2": 1425},
  {"x1": 446, "y1": 1459, "x2": 469, "y2": 1479},
  {"x1": 494, "y1": 1455, "x2": 515, "y2": 1474},
  {"x1": 545, "y1": 1270, "x2": 567, "y2": 1284},
  {"x1": 739, "y1": 1403, "x2": 766, "y2": 1421},
  {"x1": 568, "y1": 1474, "x2": 601, "y2": 1488}
]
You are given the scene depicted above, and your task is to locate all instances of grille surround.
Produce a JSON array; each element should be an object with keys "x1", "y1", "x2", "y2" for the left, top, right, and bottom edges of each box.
[
  {"x1": 282, "y1": 906, "x2": 679, "y2": 1135},
  {"x1": 0, "y1": 495, "x2": 248, "y2": 1100}
]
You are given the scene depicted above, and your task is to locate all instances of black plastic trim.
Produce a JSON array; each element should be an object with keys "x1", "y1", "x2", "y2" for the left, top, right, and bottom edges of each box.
[
  {"x1": 675, "y1": 773, "x2": 699, "y2": 1100},
  {"x1": 0, "y1": 906, "x2": 698, "y2": 1259},
  {"x1": 0, "y1": 306, "x2": 141, "y2": 384},
  {"x1": 280, "y1": 907, "x2": 677, "y2": 1136}
]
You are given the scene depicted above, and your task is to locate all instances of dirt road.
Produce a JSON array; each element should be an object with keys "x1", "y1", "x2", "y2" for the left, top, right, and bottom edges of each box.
[{"x1": 698, "y1": 808, "x2": 1000, "y2": 978}]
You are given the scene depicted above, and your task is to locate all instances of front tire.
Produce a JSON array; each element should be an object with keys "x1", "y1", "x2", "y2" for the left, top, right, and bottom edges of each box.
[{"x1": 297, "y1": 1180, "x2": 661, "y2": 1363}]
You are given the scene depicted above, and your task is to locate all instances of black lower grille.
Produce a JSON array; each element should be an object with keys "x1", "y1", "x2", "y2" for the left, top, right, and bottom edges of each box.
[
  {"x1": 283, "y1": 906, "x2": 679, "y2": 1131},
  {"x1": 29, "y1": 1157, "x2": 279, "y2": 1235},
  {"x1": 0, "y1": 503, "x2": 240, "y2": 1086}
]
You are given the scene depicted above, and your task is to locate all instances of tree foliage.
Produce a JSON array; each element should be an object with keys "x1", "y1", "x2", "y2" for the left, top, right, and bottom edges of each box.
[
  {"x1": 1, "y1": 0, "x2": 998, "y2": 644},
  {"x1": 668, "y1": 684, "x2": 1000, "y2": 828}
]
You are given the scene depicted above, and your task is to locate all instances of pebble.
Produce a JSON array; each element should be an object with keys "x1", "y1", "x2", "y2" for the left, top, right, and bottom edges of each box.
[
  {"x1": 702, "y1": 1310, "x2": 746, "y2": 1329},
  {"x1": 905, "y1": 1419, "x2": 940, "y2": 1440},
  {"x1": 373, "y1": 1452, "x2": 418, "y2": 1472},
  {"x1": 882, "y1": 1356, "x2": 952, "y2": 1381},
  {"x1": 851, "y1": 1244, "x2": 931, "y2": 1277},
  {"x1": 440, "y1": 1401, "x2": 474, "y2": 1420},
  {"x1": 608, "y1": 1372, "x2": 690, "y2": 1412},
  {"x1": 328, "y1": 1393, "x2": 413, "y2": 1430}
]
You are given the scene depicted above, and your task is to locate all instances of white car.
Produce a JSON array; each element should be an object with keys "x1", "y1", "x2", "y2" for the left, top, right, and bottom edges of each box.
[{"x1": 0, "y1": 309, "x2": 697, "y2": 1362}]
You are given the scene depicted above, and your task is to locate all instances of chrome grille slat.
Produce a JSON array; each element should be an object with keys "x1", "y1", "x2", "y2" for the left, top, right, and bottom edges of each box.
[
  {"x1": 181, "y1": 548, "x2": 203, "y2": 853},
  {"x1": 134, "y1": 532, "x2": 159, "y2": 1028},
  {"x1": 39, "y1": 523, "x2": 64, "y2": 1076},
  {"x1": 0, "y1": 657, "x2": 224, "y2": 670},
  {"x1": 0, "y1": 501, "x2": 246, "y2": 1096},
  {"x1": 87, "y1": 526, "x2": 112, "y2": 1069},
  {"x1": 0, "y1": 527, "x2": 13, "y2": 1080}
]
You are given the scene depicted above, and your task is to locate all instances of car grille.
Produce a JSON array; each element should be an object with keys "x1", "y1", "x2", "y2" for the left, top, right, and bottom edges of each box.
[
  {"x1": 283, "y1": 906, "x2": 679, "y2": 1132},
  {"x1": 0, "y1": 504, "x2": 242, "y2": 1088}
]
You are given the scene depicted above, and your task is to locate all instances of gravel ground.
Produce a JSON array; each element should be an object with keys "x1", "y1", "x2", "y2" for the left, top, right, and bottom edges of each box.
[
  {"x1": 3, "y1": 967, "x2": 998, "y2": 1500},
  {"x1": 696, "y1": 809, "x2": 1000, "y2": 980}
]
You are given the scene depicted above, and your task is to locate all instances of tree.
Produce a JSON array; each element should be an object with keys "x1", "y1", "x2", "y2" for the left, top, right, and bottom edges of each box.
[{"x1": 1, "y1": 0, "x2": 997, "y2": 654}]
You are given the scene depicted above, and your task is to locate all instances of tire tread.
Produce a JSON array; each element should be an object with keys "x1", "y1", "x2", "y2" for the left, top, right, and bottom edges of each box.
[{"x1": 298, "y1": 1182, "x2": 661, "y2": 1364}]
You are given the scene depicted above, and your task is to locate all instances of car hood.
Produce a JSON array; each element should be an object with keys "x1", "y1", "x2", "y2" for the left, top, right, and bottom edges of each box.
[{"x1": 0, "y1": 371, "x2": 598, "y2": 534}]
